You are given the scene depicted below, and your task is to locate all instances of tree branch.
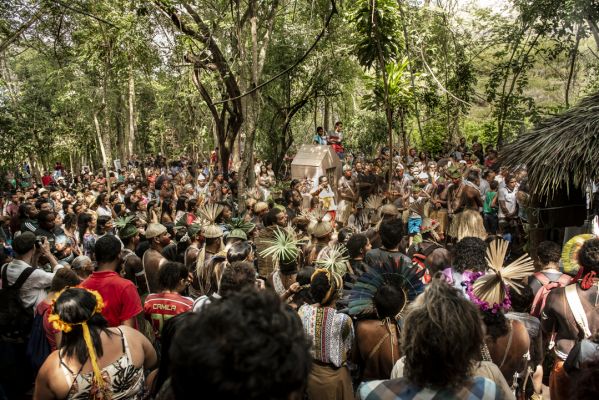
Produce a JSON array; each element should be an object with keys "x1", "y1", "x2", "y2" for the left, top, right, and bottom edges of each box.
[
  {"x1": 0, "y1": 7, "x2": 43, "y2": 53},
  {"x1": 212, "y1": 0, "x2": 338, "y2": 105}
]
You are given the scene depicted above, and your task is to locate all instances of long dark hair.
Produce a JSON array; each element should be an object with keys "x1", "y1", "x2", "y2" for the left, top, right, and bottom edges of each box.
[
  {"x1": 54, "y1": 288, "x2": 113, "y2": 364},
  {"x1": 175, "y1": 197, "x2": 187, "y2": 213},
  {"x1": 161, "y1": 200, "x2": 173, "y2": 218},
  {"x1": 78, "y1": 213, "x2": 93, "y2": 243},
  {"x1": 96, "y1": 215, "x2": 111, "y2": 235},
  {"x1": 94, "y1": 193, "x2": 107, "y2": 208},
  {"x1": 64, "y1": 212, "x2": 78, "y2": 231}
]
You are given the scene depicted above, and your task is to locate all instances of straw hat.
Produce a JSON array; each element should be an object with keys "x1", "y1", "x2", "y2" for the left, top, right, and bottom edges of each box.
[
  {"x1": 198, "y1": 204, "x2": 224, "y2": 239},
  {"x1": 145, "y1": 223, "x2": 167, "y2": 239},
  {"x1": 254, "y1": 202, "x2": 269, "y2": 214}
]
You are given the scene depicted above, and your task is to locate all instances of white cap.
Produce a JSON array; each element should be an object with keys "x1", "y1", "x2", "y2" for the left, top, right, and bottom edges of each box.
[
  {"x1": 418, "y1": 172, "x2": 429, "y2": 180},
  {"x1": 197, "y1": 174, "x2": 206, "y2": 181}
]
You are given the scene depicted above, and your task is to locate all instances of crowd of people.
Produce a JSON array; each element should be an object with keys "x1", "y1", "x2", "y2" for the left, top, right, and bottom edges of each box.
[{"x1": 0, "y1": 136, "x2": 598, "y2": 400}]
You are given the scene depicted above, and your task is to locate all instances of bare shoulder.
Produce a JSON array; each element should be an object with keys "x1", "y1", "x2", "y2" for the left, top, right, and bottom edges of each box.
[
  {"x1": 511, "y1": 319, "x2": 531, "y2": 347},
  {"x1": 118, "y1": 325, "x2": 149, "y2": 346},
  {"x1": 37, "y1": 350, "x2": 69, "y2": 394}
]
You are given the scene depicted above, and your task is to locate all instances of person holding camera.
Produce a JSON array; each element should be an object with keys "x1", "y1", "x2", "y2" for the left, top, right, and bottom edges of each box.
[
  {"x1": 1, "y1": 232, "x2": 63, "y2": 311},
  {"x1": 0, "y1": 232, "x2": 65, "y2": 397}
]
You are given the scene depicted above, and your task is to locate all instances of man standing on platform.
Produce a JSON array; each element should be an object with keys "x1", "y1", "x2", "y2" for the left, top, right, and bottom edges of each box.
[{"x1": 328, "y1": 121, "x2": 345, "y2": 160}]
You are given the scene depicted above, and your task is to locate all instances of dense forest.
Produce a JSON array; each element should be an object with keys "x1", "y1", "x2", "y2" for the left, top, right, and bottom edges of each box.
[{"x1": 1, "y1": 0, "x2": 598, "y2": 184}]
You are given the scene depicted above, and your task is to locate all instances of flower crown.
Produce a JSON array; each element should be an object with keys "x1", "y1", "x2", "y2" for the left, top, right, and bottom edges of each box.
[
  {"x1": 464, "y1": 272, "x2": 511, "y2": 314},
  {"x1": 48, "y1": 288, "x2": 105, "y2": 332},
  {"x1": 47, "y1": 287, "x2": 108, "y2": 394}
]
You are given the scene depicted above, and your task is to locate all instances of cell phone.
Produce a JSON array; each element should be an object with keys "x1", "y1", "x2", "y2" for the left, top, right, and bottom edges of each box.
[{"x1": 35, "y1": 236, "x2": 45, "y2": 249}]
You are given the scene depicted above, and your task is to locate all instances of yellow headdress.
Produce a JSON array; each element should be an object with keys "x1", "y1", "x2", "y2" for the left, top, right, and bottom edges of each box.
[{"x1": 48, "y1": 288, "x2": 108, "y2": 396}]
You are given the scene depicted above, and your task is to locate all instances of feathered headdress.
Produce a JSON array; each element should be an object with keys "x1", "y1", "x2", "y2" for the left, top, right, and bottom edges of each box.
[
  {"x1": 197, "y1": 204, "x2": 224, "y2": 239},
  {"x1": 314, "y1": 243, "x2": 350, "y2": 276},
  {"x1": 197, "y1": 203, "x2": 223, "y2": 223},
  {"x1": 364, "y1": 195, "x2": 384, "y2": 211},
  {"x1": 227, "y1": 217, "x2": 256, "y2": 241},
  {"x1": 466, "y1": 239, "x2": 534, "y2": 313},
  {"x1": 408, "y1": 198, "x2": 427, "y2": 218},
  {"x1": 301, "y1": 207, "x2": 333, "y2": 238},
  {"x1": 115, "y1": 215, "x2": 138, "y2": 239},
  {"x1": 343, "y1": 257, "x2": 424, "y2": 318},
  {"x1": 259, "y1": 227, "x2": 301, "y2": 265},
  {"x1": 244, "y1": 188, "x2": 263, "y2": 202}
]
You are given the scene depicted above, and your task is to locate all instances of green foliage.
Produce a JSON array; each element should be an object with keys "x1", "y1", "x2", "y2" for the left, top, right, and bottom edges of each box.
[
  {"x1": 344, "y1": 111, "x2": 388, "y2": 157},
  {"x1": 363, "y1": 59, "x2": 415, "y2": 113},
  {"x1": 350, "y1": 0, "x2": 403, "y2": 68},
  {"x1": 0, "y1": 0, "x2": 598, "y2": 173}
]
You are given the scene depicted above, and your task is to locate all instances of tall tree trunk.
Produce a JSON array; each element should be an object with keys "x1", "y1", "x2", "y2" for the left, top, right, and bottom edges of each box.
[
  {"x1": 399, "y1": 109, "x2": 408, "y2": 156},
  {"x1": 116, "y1": 93, "x2": 127, "y2": 164},
  {"x1": 93, "y1": 108, "x2": 108, "y2": 168},
  {"x1": 565, "y1": 25, "x2": 582, "y2": 108},
  {"x1": 323, "y1": 97, "x2": 330, "y2": 132},
  {"x1": 397, "y1": 1, "x2": 423, "y2": 142},
  {"x1": 127, "y1": 62, "x2": 136, "y2": 158},
  {"x1": 586, "y1": 18, "x2": 599, "y2": 50},
  {"x1": 372, "y1": 2, "x2": 394, "y2": 189}
]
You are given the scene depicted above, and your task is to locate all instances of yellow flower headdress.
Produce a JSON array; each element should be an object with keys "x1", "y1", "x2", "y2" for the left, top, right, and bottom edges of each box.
[
  {"x1": 48, "y1": 288, "x2": 107, "y2": 394},
  {"x1": 310, "y1": 268, "x2": 343, "y2": 306}
]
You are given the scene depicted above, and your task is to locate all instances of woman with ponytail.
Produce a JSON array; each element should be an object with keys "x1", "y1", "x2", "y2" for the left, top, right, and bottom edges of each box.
[{"x1": 34, "y1": 288, "x2": 157, "y2": 400}]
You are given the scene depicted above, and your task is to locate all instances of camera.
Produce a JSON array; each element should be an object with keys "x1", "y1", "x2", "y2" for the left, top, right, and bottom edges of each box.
[{"x1": 35, "y1": 236, "x2": 45, "y2": 249}]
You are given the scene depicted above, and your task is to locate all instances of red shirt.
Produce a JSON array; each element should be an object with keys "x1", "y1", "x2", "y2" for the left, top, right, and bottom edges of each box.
[
  {"x1": 41, "y1": 175, "x2": 53, "y2": 187},
  {"x1": 81, "y1": 271, "x2": 142, "y2": 327},
  {"x1": 144, "y1": 292, "x2": 193, "y2": 339},
  {"x1": 35, "y1": 300, "x2": 59, "y2": 351}
]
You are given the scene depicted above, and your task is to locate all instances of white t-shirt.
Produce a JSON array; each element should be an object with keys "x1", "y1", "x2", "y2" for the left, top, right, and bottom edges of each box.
[
  {"x1": 96, "y1": 206, "x2": 112, "y2": 218},
  {"x1": 1, "y1": 260, "x2": 63, "y2": 309},
  {"x1": 498, "y1": 187, "x2": 517, "y2": 218},
  {"x1": 311, "y1": 183, "x2": 337, "y2": 211}
]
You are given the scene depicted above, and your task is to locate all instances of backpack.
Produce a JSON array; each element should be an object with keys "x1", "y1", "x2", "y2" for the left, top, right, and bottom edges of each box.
[
  {"x1": 530, "y1": 272, "x2": 573, "y2": 317},
  {"x1": 0, "y1": 264, "x2": 35, "y2": 342},
  {"x1": 26, "y1": 308, "x2": 52, "y2": 375}
]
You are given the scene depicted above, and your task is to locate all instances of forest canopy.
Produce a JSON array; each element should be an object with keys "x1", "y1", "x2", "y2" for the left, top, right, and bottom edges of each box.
[{"x1": 1, "y1": 0, "x2": 598, "y2": 183}]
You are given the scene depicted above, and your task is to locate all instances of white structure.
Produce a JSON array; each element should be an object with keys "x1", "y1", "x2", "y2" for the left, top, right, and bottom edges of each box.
[{"x1": 291, "y1": 144, "x2": 343, "y2": 206}]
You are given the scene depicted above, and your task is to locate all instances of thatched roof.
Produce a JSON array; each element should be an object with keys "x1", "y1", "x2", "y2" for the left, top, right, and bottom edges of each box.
[{"x1": 502, "y1": 91, "x2": 599, "y2": 198}]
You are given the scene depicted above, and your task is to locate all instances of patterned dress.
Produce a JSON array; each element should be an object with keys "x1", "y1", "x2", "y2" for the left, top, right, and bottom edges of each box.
[
  {"x1": 298, "y1": 304, "x2": 354, "y2": 368},
  {"x1": 59, "y1": 328, "x2": 146, "y2": 400}
]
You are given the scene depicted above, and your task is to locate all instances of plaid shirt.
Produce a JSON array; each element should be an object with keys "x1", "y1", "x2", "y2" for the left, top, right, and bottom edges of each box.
[{"x1": 357, "y1": 377, "x2": 500, "y2": 400}]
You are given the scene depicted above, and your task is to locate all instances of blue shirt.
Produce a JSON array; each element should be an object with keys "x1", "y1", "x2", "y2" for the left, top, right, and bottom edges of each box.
[{"x1": 313, "y1": 134, "x2": 327, "y2": 145}]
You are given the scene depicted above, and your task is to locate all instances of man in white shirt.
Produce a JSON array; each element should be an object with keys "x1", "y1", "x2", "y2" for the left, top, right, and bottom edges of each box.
[
  {"x1": 310, "y1": 176, "x2": 337, "y2": 216},
  {"x1": 479, "y1": 170, "x2": 495, "y2": 202},
  {"x1": 1, "y1": 232, "x2": 63, "y2": 310},
  {"x1": 196, "y1": 174, "x2": 210, "y2": 200},
  {"x1": 498, "y1": 175, "x2": 518, "y2": 232}
]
